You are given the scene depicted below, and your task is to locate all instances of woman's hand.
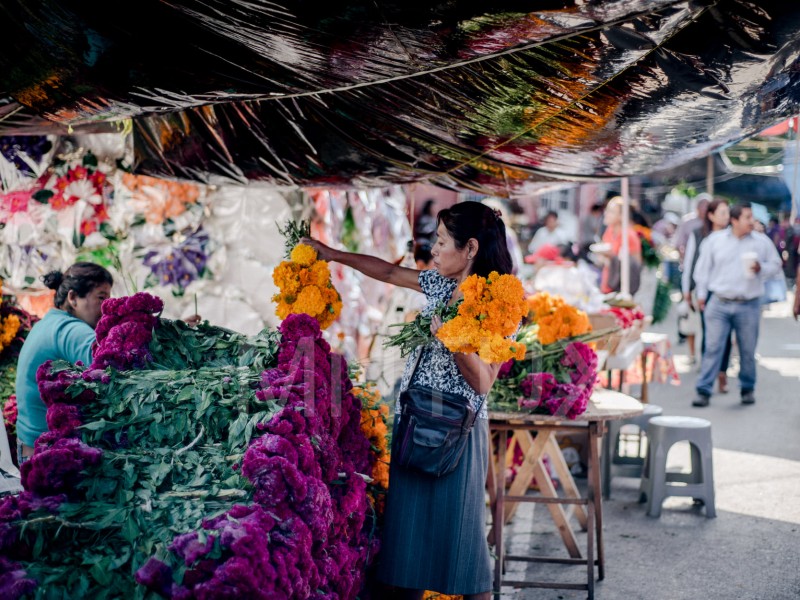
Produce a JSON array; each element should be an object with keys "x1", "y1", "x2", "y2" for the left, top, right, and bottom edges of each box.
[
  {"x1": 183, "y1": 314, "x2": 202, "y2": 327},
  {"x1": 300, "y1": 237, "x2": 337, "y2": 262},
  {"x1": 430, "y1": 315, "x2": 443, "y2": 336},
  {"x1": 683, "y1": 292, "x2": 694, "y2": 311}
]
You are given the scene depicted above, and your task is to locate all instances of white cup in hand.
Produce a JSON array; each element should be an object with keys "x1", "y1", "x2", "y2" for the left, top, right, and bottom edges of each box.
[{"x1": 741, "y1": 251, "x2": 758, "y2": 279}]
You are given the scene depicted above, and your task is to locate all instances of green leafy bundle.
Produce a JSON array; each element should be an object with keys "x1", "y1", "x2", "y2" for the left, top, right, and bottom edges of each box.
[
  {"x1": 383, "y1": 301, "x2": 460, "y2": 357},
  {"x1": 276, "y1": 219, "x2": 311, "y2": 258},
  {"x1": 12, "y1": 320, "x2": 282, "y2": 597}
]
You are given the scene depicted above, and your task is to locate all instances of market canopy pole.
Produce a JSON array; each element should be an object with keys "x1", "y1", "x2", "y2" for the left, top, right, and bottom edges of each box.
[
  {"x1": 620, "y1": 177, "x2": 631, "y2": 299},
  {"x1": 706, "y1": 154, "x2": 714, "y2": 196}
]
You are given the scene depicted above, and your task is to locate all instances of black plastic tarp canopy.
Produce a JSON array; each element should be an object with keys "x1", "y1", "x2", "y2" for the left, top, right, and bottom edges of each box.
[{"x1": 2, "y1": 0, "x2": 800, "y2": 193}]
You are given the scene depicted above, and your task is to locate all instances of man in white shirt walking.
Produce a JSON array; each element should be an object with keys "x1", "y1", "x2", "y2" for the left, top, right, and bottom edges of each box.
[
  {"x1": 528, "y1": 211, "x2": 571, "y2": 254},
  {"x1": 692, "y1": 203, "x2": 782, "y2": 406}
]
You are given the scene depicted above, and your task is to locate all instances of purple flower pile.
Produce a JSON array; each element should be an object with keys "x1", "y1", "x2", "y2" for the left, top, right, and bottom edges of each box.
[
  {"x1": 137, "y1": 314, "x2": 376, "y2": 599},
  {"x1": 91, "y1": 293, "x2": 163, "y2": 370},
  {"x1": 518, "y1": 341, "x2": 598, "y2": 420},
  {"x1": 0, "y1": 293, "x2": 163, "y2": 598}
]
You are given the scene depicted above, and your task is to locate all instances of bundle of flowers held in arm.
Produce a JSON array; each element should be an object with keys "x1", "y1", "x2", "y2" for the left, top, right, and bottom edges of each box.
[
  {"x1": 272, "y1": 219, "x2": 342, "y2": 330},
  {"x1": 436, "y1": 271, "x2": 527, "y2": 364},
  {"x1": 386, "y1": 271, "x2": 527, "y2": 364}
]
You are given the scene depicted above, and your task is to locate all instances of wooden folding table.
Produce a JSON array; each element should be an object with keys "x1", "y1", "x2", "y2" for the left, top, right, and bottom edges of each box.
[{"x1": 488, "y1": 389, "x2": 643, "y2": 599}]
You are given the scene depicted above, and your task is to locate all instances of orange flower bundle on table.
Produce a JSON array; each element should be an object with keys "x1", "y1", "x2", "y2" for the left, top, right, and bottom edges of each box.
[
  {"x1": 272, "y1": 220, "x2": 342, "y2": 330},
  {"x1": 526, "y1": 291, "x2": 591, "y2": 345},
  {"x1": 436, "y1": 271, "x2": 527, "y2": 364}
]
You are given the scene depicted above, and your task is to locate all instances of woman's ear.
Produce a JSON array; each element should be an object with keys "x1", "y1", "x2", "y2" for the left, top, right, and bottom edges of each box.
[
  {"x1": 67, "y1": 289, "x2": 79, "y2": 308},
  {"x1": 467, "y1": 238, "x2": 479, "y2": 259}
]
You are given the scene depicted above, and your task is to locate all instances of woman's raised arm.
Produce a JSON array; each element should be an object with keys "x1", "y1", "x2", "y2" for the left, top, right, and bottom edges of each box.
[{"x1": 301, "y1": 238, "x2": 422, "y2": 292}]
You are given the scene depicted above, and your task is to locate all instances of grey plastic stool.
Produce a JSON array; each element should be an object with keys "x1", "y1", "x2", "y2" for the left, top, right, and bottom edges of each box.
[
  {"x1": 602, "y1": 403, "x2": 663, "y2": 499},
  {"x1": 638, "y1": 416, "x2": 716, "y2": 518}
]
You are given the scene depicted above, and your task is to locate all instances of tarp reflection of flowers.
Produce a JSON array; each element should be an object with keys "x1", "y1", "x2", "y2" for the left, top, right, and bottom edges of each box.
[
  {"x1": 120, "y1": 173, "x2": 201, "y2": 225},
  {"x1": 436, "y1": 271, "x2": 527, "y2": 364},
  {"x1": 143, "y1": 228, "x2": 210, "y2": 294},
  {"x1": 31, "y1": 154, "x2": 112, "y2": 239}
]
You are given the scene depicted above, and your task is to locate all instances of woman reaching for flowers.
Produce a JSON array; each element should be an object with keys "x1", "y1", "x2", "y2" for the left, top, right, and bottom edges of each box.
[{"x1": 303, "y1": 201, "x2": 518, "y2": 600}]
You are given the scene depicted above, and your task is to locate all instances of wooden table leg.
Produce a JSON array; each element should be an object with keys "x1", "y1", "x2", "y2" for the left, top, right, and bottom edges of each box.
[
  {"x1": 640, "y1": 351, "x2": 649, "y2": 404},
  {"x1": 589, "y1": 422, "x2": 605, "y2": 581},
  {"x1": 493, "y1": 428, "x2": 508, "y2": 599},
  {"x1": 544, "y1": 434, "x2": 588, "y2": 529},
  {"x1": 503, "y1": 430, "x2": 544, "y2": 523}
]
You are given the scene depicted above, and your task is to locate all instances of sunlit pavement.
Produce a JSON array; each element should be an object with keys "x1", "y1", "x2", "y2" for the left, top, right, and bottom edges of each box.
[{"x1": 501, "y1": 292, "x2": 800, "y2": 600}]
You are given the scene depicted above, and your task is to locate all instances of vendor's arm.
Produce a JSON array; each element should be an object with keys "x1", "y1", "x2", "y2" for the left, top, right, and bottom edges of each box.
[
  {"x1": 430, "y1": 314, "x2": 501, "y2": 395},
  {"x1": 56, "y1": 318, "x2": 96, "y2": 366},
  {"x1": 301, "y1": 238, "x2": 421, "y2": 292}
]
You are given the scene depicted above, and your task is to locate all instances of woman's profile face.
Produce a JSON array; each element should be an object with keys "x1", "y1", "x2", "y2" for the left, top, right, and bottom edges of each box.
[
  {"x1": 68, "y1": 283, "x2": 112, "y2": 329},
  {"x1": 709, "y1": 203, "x2": 730, "y2": 229},
  {"x1": 603, "y1": 203, "x2": 621, "y2": 227},
  {"x1": 431, "y1": 223, "x2": 470, "y2": 278}
]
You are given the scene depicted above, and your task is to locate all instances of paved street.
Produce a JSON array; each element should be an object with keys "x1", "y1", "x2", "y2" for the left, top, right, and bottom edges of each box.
[{"x1": 502, "y1": 293, "x2": 800, "y2": 600}]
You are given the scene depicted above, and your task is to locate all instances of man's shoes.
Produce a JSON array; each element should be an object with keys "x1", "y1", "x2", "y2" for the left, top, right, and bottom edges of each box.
[
  {"x1": 741, "y1": 391, "x2": 756, "y2": 405},
  {"x1": 692, "y1": 393, "x2": 710, "y2": 407}
]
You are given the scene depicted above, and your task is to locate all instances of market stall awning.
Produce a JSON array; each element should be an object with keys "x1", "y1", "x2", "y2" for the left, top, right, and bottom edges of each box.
[{"x1": 2, "y1": 1, "x2": 800, "y2": 193}]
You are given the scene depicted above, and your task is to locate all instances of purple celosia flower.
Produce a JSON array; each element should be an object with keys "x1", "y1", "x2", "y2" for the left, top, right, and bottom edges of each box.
[
  {"x1": 497, "y1": 359, "x2": 514, "y2": 379},
  {"x1": 45, "y1": 403, "x2": 82, "y2": 436},
  {"x1": 561, "y1": 341, "x2": 598, "y2": 388},
  {"x1": 0, "y1": 557, "x2": 37, "y2": 599},
  {"x1": 19, "y1": 437, "x2": 102, "y2": 498},
  {"x1": 278, "y1": 313, "x2": 322, "y2": 344},
  {"x1": 543, "y1": 383, "x2": 590, "y2": 420},
  {"x1": 91, "y1": 322, "x2": 154, "y2": 371},
  {"x1": 36, "y1": 362, "x2": 95, "y2": 407},
  {"x1": 135, "y1": 558, "x2": 173, "y2": 597},
  {"x1": 518, "y1": 372, "x2": 558, "y2": 411},
  {"x1": 169, "y1": 532, "x2": 216, "y2": 566}
]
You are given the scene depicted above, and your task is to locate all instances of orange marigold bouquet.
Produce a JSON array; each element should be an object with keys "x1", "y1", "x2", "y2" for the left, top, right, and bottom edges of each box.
[
  {"x1": 272, "y1": 220, "x2": 342, "y2": 330},
  {"x1": 526, "y1": 291, "x2": 591, "y2": 345},
  {"x1": 436, "y1": 271, "x2": 528, "y2": 364},
  {"x1": 386, "y1": 271, "x2": 527, "y2": 363}
]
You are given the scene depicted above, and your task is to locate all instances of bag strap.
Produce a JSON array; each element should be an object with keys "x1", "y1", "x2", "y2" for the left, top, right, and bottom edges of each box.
[
  {"x1": 409, "y1": 345, "x2": 487, "y2": 429},
  {"x1": 407, "y1": 346, "x2": 425, "y2": 385}
]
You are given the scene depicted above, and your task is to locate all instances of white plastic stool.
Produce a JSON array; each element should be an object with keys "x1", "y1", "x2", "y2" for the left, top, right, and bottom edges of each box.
[
  {"x1": 638, "y1": 416, "x2": 716, "y2": 518},
  {"x1": 602, "y1": 403, "x2": 663, "y2": 499}
]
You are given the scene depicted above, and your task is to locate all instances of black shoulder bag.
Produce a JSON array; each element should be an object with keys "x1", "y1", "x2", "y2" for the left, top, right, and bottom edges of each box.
[{"x1": 395, "y1": 348, "x2": 485, "y2": 478}]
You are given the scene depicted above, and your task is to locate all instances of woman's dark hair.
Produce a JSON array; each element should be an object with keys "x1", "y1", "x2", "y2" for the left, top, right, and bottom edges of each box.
[
  {"x1": 702, "y1": 197, "x2": 729, "y2": 238},
  {"x1": 421, "y1": 199, "x2": 436, "y2": 216},
  {"x1": 437, "y1": 202, "x2": 513, "y2": 277},
  {"x1": 43, "y1": 262, "x2": 113, "y2": 308}
]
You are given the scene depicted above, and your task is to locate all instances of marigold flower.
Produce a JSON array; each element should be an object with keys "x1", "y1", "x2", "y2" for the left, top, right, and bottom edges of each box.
[{"x1": 290, "y1": 244, "x2": 317, "y2": 267}]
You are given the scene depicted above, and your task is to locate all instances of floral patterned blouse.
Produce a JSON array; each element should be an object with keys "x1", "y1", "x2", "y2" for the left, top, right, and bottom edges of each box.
[{"x1": 398, "y1": 269, "x2": 488, "y2": 419}]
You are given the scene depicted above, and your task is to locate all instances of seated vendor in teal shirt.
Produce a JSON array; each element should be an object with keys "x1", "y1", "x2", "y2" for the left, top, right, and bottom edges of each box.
[{"x1": 15, "y1": 263, "x2": 112, "y2": 463}]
